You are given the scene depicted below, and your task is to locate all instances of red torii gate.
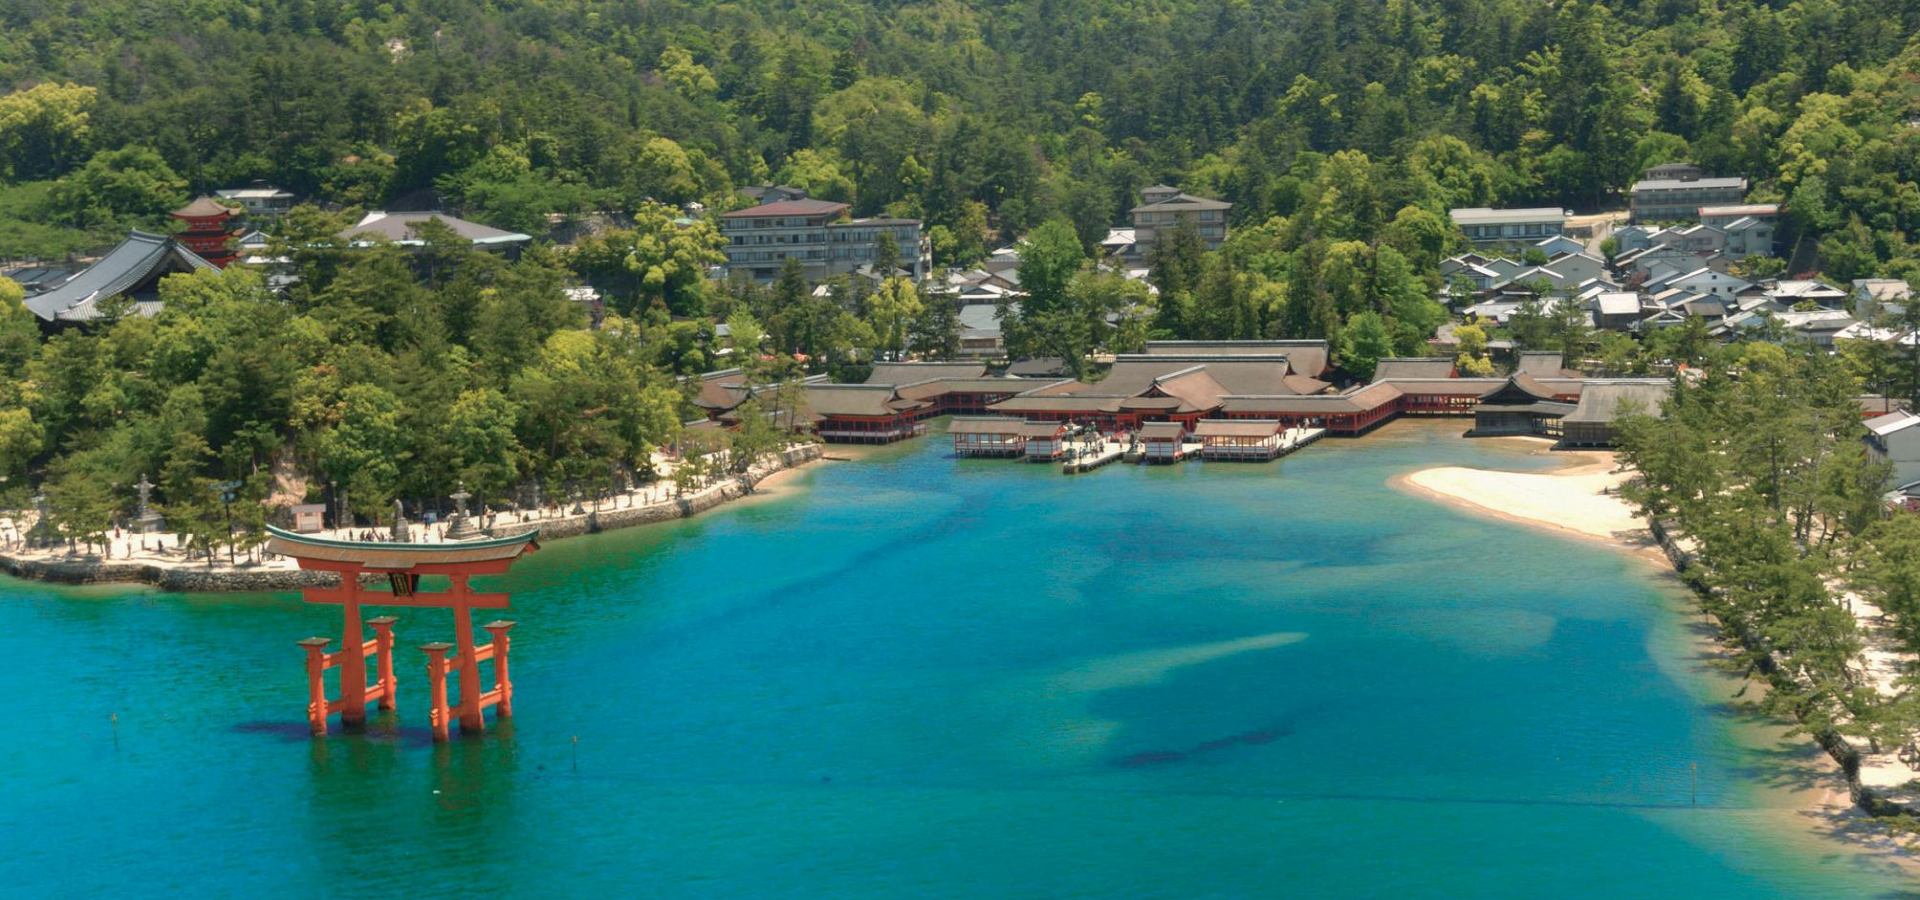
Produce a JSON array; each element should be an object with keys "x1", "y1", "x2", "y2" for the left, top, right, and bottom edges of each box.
[{"x1": 264, "y1": 525, "x2": 541, "y2": 741}]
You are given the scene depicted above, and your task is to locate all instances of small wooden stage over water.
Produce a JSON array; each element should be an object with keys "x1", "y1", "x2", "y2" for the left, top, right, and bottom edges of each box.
[
  {"x1": 956, "y1": 414, "x2": 1328, "y2": 472},
  {"x1": 1193, "y1": 420, "x2": 1325, "y2": 461},
  {"x1": 1131, "y1": 420, "x2": 1327, "y2": 464}
]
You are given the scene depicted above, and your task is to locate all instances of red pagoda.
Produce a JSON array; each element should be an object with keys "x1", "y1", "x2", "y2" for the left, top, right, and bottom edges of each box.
[{"x1": 170, "y1": 196, "x2": 240, "y2": 268}]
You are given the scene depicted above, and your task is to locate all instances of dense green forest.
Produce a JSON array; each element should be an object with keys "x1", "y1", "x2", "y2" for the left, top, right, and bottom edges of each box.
[
  {"x1": 5, "y1": 0, "x2": 1920, "y2": 541},
  {"x1": 5, "y1": 0, "x2": 1920, "y2": 269}
]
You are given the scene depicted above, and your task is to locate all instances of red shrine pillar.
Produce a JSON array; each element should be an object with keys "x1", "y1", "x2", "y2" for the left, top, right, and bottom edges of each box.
[
  {"x1": 338, "y1": 576, "x2": 369, "y2": 728},
  {"x1": 422, "y1": 642, "x2": 453, "y2": 742},
  {"x1": 449, "y1": 575, "x2": 486, "y2": 734},
  {"x1": 484, "y1": 620, "x2": 516, "y2": 718},
  {"x1": 368, "y1": 615, "x2": 398, "y2": 712},
  {"x1": 297, "y1": 637, "x2": 332, "y2": 736}
]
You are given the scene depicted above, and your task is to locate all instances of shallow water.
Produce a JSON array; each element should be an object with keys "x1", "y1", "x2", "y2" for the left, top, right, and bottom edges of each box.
[{"x1": 0, "y1": 421, "x2": 1910, "y2": 898}]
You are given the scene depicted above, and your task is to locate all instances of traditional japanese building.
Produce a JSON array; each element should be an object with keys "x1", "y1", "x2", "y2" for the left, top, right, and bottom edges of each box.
[
  {"x1": 170, "y1": 196, "x2": 241, "y2": 267},
  {"x1": 802, "y1": 384, "x2": 931, "y2": 443},
  {"x1": 865, "y1": 362, "x2": 988, "y2": 385},
  {"x1": 1372, "y1": 358, "x2": 1457, "y2": 380},
  {"x1": 949, "y1": 417, "x2": 1026, "y2": 457},
  {"x1": 1560, "y1": 380, "x2": 1671, "y2": 447},
  {"x1": 1143, "y1": 340, "x2": 1333, "y2": 378},
  {"x1": 985, "y1": 348, "x2": 1331, "y2": 429},
  {"x1": 340, "y1": 212, "x2": 532, "y2": 256},
  {"x1": 687, "y1": 368, "x2": 752, "y2": 421},
  {"x1": 21, "y1": 231, "x2": 215, "y2": 332},
  {"x1": 1020, "y1": 421, "x2": 1071, "y2": 460},
  {"x1": 1471, "y1": 374, "x2": 1578, "y2": 437},
  {"x1": 896, "y1": 377, "x2": 1028, "y2": 417},
  {"x1": 1137, "y1": 421, "x2": 1190, "y2": 462},
  {"x1": 1220, "y1": 382, "x2": 1408, "y2": 434},
  {"x1": 1194, "y1": 419, "x2": 1285, "y2": 461}
]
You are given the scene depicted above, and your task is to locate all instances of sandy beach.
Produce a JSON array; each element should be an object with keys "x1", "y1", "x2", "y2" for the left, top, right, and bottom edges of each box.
[
  {"x1": 1394, "y1": 438, "x2": 1920, "y2": 875},
  {"x1": 1392, "y1": 439, "x2": 1668, "y2": 567}
]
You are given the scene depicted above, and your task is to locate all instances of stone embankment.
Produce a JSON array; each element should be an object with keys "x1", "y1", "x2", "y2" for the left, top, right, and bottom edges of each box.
[
  {"x1": 0, "y1": 444, "x2": 823, "y2": 593},
  {"x1": 0, "y1": 556, "x2": 336, "y2": 592}
]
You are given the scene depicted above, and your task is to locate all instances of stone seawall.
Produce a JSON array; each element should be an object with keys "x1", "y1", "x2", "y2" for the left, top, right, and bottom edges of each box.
[
  {"x1": 0, "y1": 444, "x2": 824, "y2": 593},
  {"x1": 0, "y1": 556, "x2": 337, "y2": 592},
  {"x1": 1647, "y1": 518, "x2": 1920, "y2": 820}
]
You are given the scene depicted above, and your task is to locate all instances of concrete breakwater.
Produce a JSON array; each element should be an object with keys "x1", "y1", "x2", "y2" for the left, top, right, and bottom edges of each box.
[{"x1": 0, "y1": 444, "x2": 823, "y2": 593}]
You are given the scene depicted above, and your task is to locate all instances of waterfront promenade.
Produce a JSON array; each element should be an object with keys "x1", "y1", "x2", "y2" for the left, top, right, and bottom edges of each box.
[{"x1": 0, "y1": 444, "x2": 821, "y2": 588}]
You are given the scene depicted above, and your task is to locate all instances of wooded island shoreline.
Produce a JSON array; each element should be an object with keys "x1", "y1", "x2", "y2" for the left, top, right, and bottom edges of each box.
[{"x1": 0, "y1": 444, "x2": 823, "y2": 592}]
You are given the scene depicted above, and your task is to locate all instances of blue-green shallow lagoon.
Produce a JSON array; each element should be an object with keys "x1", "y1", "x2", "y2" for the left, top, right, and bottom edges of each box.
[{"x1": 1, "y1": 421, "x2": 1912, "y2": 898}]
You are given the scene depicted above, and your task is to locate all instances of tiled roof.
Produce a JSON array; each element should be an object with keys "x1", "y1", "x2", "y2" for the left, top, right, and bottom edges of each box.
[
  {"x1": 1563, "y1": 380, "x2": 1670, "y2": 424},
  {"x1": 173, "y1": 196, "x2": 236, "y2": 218},
  {"x1": 1373, "y1": 358, "x2": 1456, "y2": 380},
  {"x1": 719, "y1": 199, "x2": 850, "y2": 219},
  {"x1": 23, "y1": 231, "x2": 214, "y2": 323},
  {"x1": 865, "y1": 362, "x2": 987, "y2": 385},
  {"x1": 1192, "y1": 419, "x2": 1282, "y2": 438},
  {"x1": 341, "y1": 212, "x2": 529, "y2": 246}
]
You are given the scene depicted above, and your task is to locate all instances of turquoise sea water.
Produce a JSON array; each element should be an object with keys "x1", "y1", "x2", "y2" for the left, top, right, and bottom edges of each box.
[{"x1": 1, "y1": 421, "x2": 1912, "y2": 898}]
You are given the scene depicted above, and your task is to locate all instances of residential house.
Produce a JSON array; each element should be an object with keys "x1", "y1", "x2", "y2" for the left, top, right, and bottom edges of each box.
[
  {"x1": 1623, "y1": 245, "x2": 1711, "y2": 277},
  {"x1": 1853, "y1": 279, "x2": 1911, "y2": 319},
  {"x1": 1610, "y1": 224, "x2": 1659, "y2": 254},
  {"x1": 1638, "y1": 307, "x2": 1690, "y2": 329},
  {"x1": 1590, "y1": 291, "x2": 1642, "y2": 330},
  {"x1": 1652, "y1": 224, "x2": 1727, "y2": 255},
  {"x1": 1720, "y1": 217, "x2": 1775, "y2": 259},
  {"x1": 1492, "y1": 264, "x2": 1600, "y2": 295},
  {"x1": 1697, "y1": 204, "x2": 1780, "y2": 229},
  {"x1": 1769, "y1": 309, "x2": 1857, "y2": 346},
  {"x1": 215, "y1": 182, "x2": 297, "y2": 219},
  {"x1": 1865, "y1": 411, "x2": 1920, "y2": 487},
  {"x1": 1667, "y1": 267, "x2": 1751, "y2": 298},
  {"x1": 1441, "y1": 256, "x2": 1507, "y2": 291},
  {"x1": 1542, "y1": 252, "x2": 1608, "y2": 285},
  {"x1": 1449, "y1": 207, "x2": 1570, "y2": 243},
  {"x1": 1533, "y1": 235, "x2": 1586, "y2": 257},
  {"x1": 1766, "y1": 279, "x2": 1848, "y2": 309},
  {"x1": 1680, "y1": 297, "x2": 1728, "y2": 324},
  {"x1": 1834, "y1": 321, "x2": 1903, "y2": 345},
  {"x1": 1130, "y1": 185, "x2": 1232, "y2": 253},
  {"x1": 985, "y1": 246, "x2": 1021, "y2": 273}
]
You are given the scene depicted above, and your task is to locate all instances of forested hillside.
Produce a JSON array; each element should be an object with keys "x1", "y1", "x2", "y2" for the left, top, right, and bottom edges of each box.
[
  {"x1": 4, "y1": 0, "x2": 1920, "y2": 545},
  {"x1": 4, "y1": 0, "x2": 1919, "y2": 271}
]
